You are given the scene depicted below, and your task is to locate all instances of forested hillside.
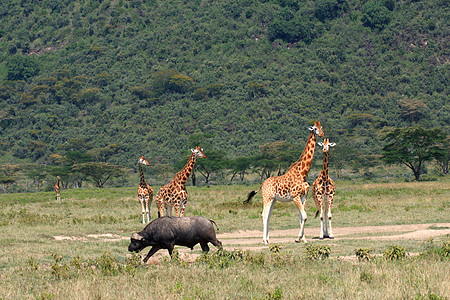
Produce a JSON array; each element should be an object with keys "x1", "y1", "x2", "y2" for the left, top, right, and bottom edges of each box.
[{"x1": 0, "y1": 0, "x2": 448, "y2": 188}]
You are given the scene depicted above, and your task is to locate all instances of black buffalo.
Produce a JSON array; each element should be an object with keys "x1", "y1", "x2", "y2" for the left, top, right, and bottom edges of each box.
[{"x1": 128, "y1": 216, "x2": 222, "y2": 262}]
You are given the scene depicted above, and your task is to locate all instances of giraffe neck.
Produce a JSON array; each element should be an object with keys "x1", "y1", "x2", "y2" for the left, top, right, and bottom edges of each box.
[
  {"x1": 139, "y1": 165, "x2": 146, "y2": 186},
  {"x1": 322, "y1": 151, "x2": 329, "y2": 179},
  {"x1": 289, "y1": 131, "x2": 317, "y2": 181},
  {"x1": 174, "y1": 153, "x2": 197, "y2": 186},
  {"x1": 56, "y1": 178, "x2": 60, "y2": 187}
]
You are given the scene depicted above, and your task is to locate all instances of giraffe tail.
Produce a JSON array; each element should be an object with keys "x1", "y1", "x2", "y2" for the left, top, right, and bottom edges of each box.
[
  {"x1": 243, "y1": 190, "x2": 258, "y2": 204},
  {"x1": 209, "y1": 219, "x2": 219, "y2": 231},
  {"x1": 314, "y1": 210, "x2": 320, "y2": 219}
]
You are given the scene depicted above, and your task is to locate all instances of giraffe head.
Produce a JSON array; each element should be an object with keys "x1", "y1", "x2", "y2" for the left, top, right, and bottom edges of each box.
[
  {"x1": 138, "y1": 156, "x2": 150, "y2": 166},
  {"x1": 318, "y1": 139, "x2": 336, "y2": 153},
  {"x1": 308, "y1": 121, "x2": 324, "y2": 137},
  {"x1": 191, "y1": 146, "x2": 207, "y2": 158}
]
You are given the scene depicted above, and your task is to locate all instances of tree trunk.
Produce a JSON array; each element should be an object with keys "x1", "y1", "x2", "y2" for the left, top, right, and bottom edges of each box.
[{"x1": 192, "y1": 171, "x2": 196, "y2": 186}]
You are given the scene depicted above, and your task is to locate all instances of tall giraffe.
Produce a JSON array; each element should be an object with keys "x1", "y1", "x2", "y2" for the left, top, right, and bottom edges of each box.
[
  {"x1": 245, "y1": 121, "x2": 324, "y2": 244},
  {"x1": 312, "y1": 139, "x2": 336, "y2": 239},
  {"x1": 138, "y1": 156, "x2": 153, "y2": 224},
  {"x1": 54, "y1": 176, "x2": 61, "y2": 201},
  {"x1": 156, "y1": 146, "x2": 206, "y2": 217}
]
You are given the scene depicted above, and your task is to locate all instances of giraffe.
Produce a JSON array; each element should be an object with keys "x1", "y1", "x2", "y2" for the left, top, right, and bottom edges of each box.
[
  {"x1": 138, "y1": 156, "x2": 153, "y2": 224},
  {"x1": 54, "y1": 175, "x2": 61, "y2": 201},
  {"x1": 312, "y1": 138, "x2": 336, "y2": 239},
  {"x1": 244, "y1": 121, "x2": 324, "y2": 244},
  {"x1": 156, "y1": 146, "x2": 206, "y2": 217}
]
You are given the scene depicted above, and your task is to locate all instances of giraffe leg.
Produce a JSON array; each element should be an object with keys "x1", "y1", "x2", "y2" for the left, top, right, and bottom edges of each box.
[
  {"x1": 312, "y1": 187, "x2": 324, "y2": 239},
  {"x1": 139, "y1": 195, "x2": 146, "y2": 224},
  {"x1": 261, "y1": 199, "x2": 275, "y2": 245},
  {"x1": 156, "y1": 193, "x2": 165, "y2": 218},
  {"x1": 166, "y1": 204, "x2": 173, "y2": 217},
  {"x1": 178, "y1": 191, "x2": 188, "y2": 217},
  {"x1": 179, "y1": 199, "x2": 187, "y2": 217},
  {"x1": 294, "y1": 185, "x2": 309, "y2": 243},
  {"x1": 327, "y1": 195, "x2": 334, "y2": 239},
  {"x1": 294, "y1": 199, "x2": 308, "y2": 243},
  {"x1": 145, "y1": 195, "x2": 150, "y2": 223},
  {"x1": 174, "y1": 203, "x2": 180, "y2": 217},
  {"x1": 318, "y1": 195, "x2": 325, "y2": 240},
  {"x1": 323, "y1": 202, "x2": 330, "y2": 238}
]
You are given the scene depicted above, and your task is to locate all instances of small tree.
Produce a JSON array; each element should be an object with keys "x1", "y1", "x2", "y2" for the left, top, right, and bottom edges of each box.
[
  {"x1": 361, "y1": 0, "x2": 392, "y2": 30},
  {"x1": 72, "y1": 162, "x2": 127, "y2": 188},
  {"x1": 229, "y1": 157, "x2": 252, "y2": 181},
  {"x1": 7, "y1": 55, "x2": 40, "y2": 81},
  {"x1": 196, "y1": 150, "x2": 227, "y2": 184},
  {"x1": 0, "y1": 176, "x2": 15, "y2": 192},
  {"x1": 431, "y1": 136, "x2": 449, "y2": 175},
  {"x1": 381, "y1": 126, "x2": 447, "y2": 181}
]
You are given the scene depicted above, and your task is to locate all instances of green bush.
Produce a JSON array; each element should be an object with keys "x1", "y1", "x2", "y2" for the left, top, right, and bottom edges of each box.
[
  {"x1": 306, "y1": 244, "x2": 331, "y2": 260},
  {"x1": 355, "y1": 248, "x2": 372, "y2": 261},
  {"x1": 384, "y1": 245, "x2": 406, "y2": 260},
  {"x1": 361, "y1": 0, "x2": 391, "y2": 30},
  {"x1": 6, "y1": 55, "x2": 40, "y2": 81}
]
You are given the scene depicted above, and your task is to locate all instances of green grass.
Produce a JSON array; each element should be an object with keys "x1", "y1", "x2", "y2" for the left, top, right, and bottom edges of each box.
[{"x1": 0, "y1": 179, "x2": 449, "y2": 299}]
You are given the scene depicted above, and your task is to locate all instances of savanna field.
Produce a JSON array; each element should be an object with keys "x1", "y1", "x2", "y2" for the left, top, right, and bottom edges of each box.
[{"x1": 0, "y1": 180, "x2": 448, "y2": 299}]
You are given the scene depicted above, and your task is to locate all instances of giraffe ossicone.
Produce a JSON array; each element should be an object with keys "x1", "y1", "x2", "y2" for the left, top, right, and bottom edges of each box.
[
  {"x1": 156, "y1": 146, "x2": 206, "y2": 218},
  {"x1": 138, "y1": 156, "x2": 153, "y2": 224},
  {"x1": 312, "y1": 138, "x2": 336, "y2": 239},
  {"x1": 245, "y1": 121, "x2": 324, "y2": 245}
]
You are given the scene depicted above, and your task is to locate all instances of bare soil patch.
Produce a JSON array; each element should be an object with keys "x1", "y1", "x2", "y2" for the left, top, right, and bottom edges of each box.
[{"x1": 53, "y1": 223, "x2": 449, "y2": 264}]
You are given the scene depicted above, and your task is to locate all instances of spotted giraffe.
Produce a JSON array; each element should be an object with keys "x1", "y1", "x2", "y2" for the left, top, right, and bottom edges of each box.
[
  {"x1": 138, "y1": 156, "x2": 153, "y2": 223},
  {"x1": 312, "y1": 138, "x2": 336, "y2": 239},
  {"x1": 54, "y1": 175, "x2": 61, "y2": 201},
  {"x1": 245, "y1": 121, "x2": 324, "y2": 244},
  {"x1": 156, "y1": 146, "x2": 206, "y2": 217}
]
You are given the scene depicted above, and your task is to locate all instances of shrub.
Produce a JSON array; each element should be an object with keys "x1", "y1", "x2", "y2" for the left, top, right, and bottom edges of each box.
[
  {"x1": 268, "y1": 287, "x2": 283, "y2": 300},
  {"x1": 6, "y1": 55, "x2": 40, "y2": 81},
  {"x1": 26, "y1": 256, "x2": 38, "y2": 271},
  {"x1": 355, "y1": 248, "x2": 372, "y2": 261},
  {"x1": 441, "y1": 241, "x2": 450, "y2": 257},
  {"x1": 360, "y1": 271, "x2": 373, "y2": 283},
  {"x1": 197, "y1": 249, "x2": 265, "y2": 268},
  {"x1": 314, "y1": 0, "x2": 349, "y2": 22},
  {"x1": 95, "y1": 252, "x2": 120, "y2": 276},
  {"x1": 384, "y1": 245, "x2": 406, "y2": 260},
  {"x1": 306, "y1": 244, "x2": 331, "y2": 260},
  {"x1": 269, "y1": 244, "x2": 283, "y2": 254},
  {"x1": 361, "y1": 0, "x2": 391, "y2": 30}
]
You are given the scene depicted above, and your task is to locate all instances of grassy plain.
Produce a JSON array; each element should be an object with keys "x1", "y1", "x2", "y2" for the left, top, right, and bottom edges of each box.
[{"x1": 0, "y1": 179, "x2": 449, "y2": 299}]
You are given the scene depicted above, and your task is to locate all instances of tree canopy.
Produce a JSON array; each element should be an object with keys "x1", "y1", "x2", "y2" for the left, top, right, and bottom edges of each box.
[
  {"x1": 381, "y1": 126, "x2": 447, "y2": 180},
  {"x1": 0, "y1": 0, "x2": 448, "y2": 189}
]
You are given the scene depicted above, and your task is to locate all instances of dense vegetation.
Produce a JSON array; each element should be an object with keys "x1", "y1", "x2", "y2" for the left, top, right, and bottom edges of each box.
[{"x1": 0, "y1": 0, "x2": 448, "y2": 189}]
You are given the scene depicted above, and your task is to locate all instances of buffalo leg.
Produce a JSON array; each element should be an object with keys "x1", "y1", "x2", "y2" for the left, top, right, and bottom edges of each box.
[
  {"x1": 143, "y1": 246, "x2": 161, "y2": 263},
  {"x1": 167, "y1": 244, "x2": 175, "y2": 258},
  {"x1": 200, "y1": 242, "x2": 210, "y2": 253}
]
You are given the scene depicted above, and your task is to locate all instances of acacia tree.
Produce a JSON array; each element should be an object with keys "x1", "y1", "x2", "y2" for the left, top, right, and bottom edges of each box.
[
  {"x1": 72, "y1": 162, "x2": 127, "y2": 188},
  {"x1": 196, "y1": 150, "x2": 227, "y2": 184},
  {"x1": 229, "y1": 157, "x2": 252, "y2": 181},
  {"x1": 253, "y1": 141, "x2": 299, "y2": 179},
  {"x1": 431, "y1": 136, "x2": 449, "y2": 175},
  {"x1": 381, "y1": 126, "x2": 447, "y2": 181}
]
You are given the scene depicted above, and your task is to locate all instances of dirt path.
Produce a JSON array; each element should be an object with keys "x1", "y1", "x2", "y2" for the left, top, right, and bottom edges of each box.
[
  {"x1": 218, "y1": 223, "x2": 450, "y2": 245},
  {"x1": 54, "y1": 222, "x2": 450, "y2": 263}
]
